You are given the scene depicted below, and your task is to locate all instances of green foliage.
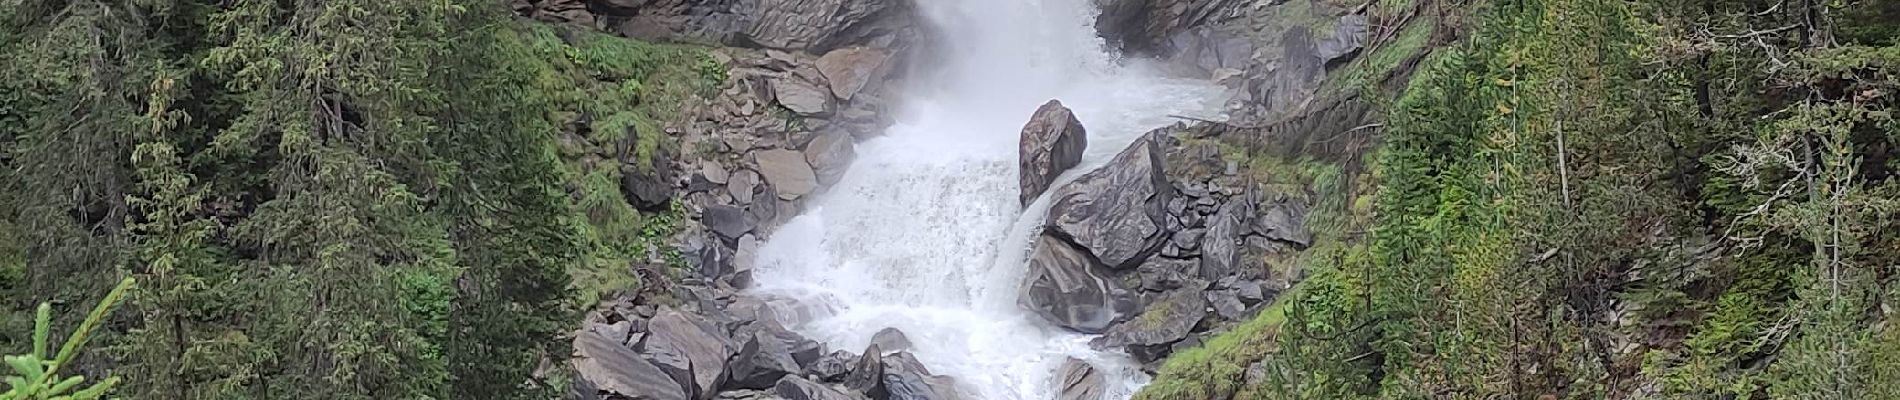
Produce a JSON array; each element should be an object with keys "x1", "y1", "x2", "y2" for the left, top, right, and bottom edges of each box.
[{"x1": 3, "y1": 277, "x2": 134, "y2": 400}]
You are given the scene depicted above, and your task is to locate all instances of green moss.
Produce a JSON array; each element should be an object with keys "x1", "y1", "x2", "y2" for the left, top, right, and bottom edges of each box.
[{"x1": 1137, "y1": 298, "x2": 1290, "y2": 400}]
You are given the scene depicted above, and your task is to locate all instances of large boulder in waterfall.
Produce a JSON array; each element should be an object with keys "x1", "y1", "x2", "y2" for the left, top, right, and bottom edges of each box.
[
  {"x1": 870, "y1": 327, "x2": 913, "y2": 352},
  {"x1": 1018, "y1": 234, "x2": 1138, "y2": 334},
  {"x1": 755, "y1": 149, "x2": 820, "y2": 200},
  {"x1": 809, "y1": 350, "x2": 858, "y2": 382},
  {"x1": 1054, "y1": 358, "x2": 1106, "y2": 400},
  {"x1": 1044, "y1": 131, "x2": 1174, "y2": 270},
  {"x1": 1199, "y1": 197, "x2": 1254, "y2": 279},
  {"x1": 1089, "y1": 288, "x2": 1207, "y2": 364},
  {"x1": 573, "y1": 330, "x2": 689, "y2": 400},
  {"x1": 776, "y1": 375, "x2": 867, "y2": 400},
  {"x1": 880, "y1": 352, "x2": 965, "y2": 400},
  {"x1": 639, "y1": 309, "x2": 737, "y2": 399},
  {"x1": 740, "y1": 0, "x2": 912, "y2": 52},
  {"x1": 1017, "y1": 100, "x2": 1089, "y2": 206},
  {"x1": 816, "y1": 47, "x2": 893, "y2": 101}
]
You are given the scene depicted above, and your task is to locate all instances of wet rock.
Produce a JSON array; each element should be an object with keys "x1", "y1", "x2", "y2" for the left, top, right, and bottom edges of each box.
[
  {"x1": 1200, "y1": 199, "x2": 1254, "y2": 279},
  {"x1": 772, "y1": 76, "x2": 834, "y2": 116},
  {"x1": 776, "y1": 375, "x2": 865, "y2": 400},
  {"x1": 870, "y1": 327, "x2": 913, "y2": 352},
  {"x1": 1054, "y1": 358, "x2": 1106, "y2": 400},
  {"x1": 741, "y1": 0, "x2": 911, "y2": 51},
  {"x1": 1090, "y1": 289, "x2": 1207, "y2": 364},
  {"x1": 727, "y1": 320, "x2": 820, "y2": 389},
  {"x1": 808, "y1": 350, "x2": 857, "y2": 382},
  {"x1": 640, "y1": 309, "x2": 736, "y2": 399},
  {"x1": 816, "y1": 47, "x2": 892, "y2": 100},
  {"x1": 1019, "y1": 234, "x2": 1138, "y2": 334},
  {"x1": 1017, "y1": 100, "x2": 1090, "y2": 206},
  {"x1": 880, "y1": 352, "x2": 965, "y2": 400},
  {"x1": 755, "y1": 149, "x2": 819, "y2": 200},
  {"x1": 843, "y1": 344, "x2": 885, "y2": 397},
  {"x1": 573, "y1": 330, "x2": 689, "y2": 400},
  {"x1": 705, "y1": 205, "x2": 757, "y2": 241},
  {"x1": 803, "y1": 130, "x2": 856, "y2": 186},
  {"x1": 1044, "y1": 131, "x2": 1173, "y2": 270},
  {"x1": 729, "y1": 234, "x2": 762, "y2": 288}
]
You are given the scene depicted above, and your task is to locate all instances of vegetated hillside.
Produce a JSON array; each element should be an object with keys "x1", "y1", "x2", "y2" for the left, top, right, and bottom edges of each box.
[
  {"x1": 0, "y1": 0, "x2": 715, "y2": 398},
  {"x1": 1139, "y1": 0, "x2": 1897, "y2": 398}
]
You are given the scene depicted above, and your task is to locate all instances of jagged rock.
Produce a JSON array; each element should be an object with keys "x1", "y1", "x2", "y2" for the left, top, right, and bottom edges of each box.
[
  {"x1": 573, "y1": 330, "x2": 689, "y2": 400},
  {"x1": 776, "y1": 375, "x2": 866, "y2": 400},
  {"x1": 1045, "y1": 130, "x2": 1173, "y2": 269},
  {"x1": 1318, "y1": 15, "x2": 1368, "y2": 66},
  {"x1": 730, "y1": 169, "x2": 762, "y2": 205},
  {"x1": 1019, "y1": 234, "x2": 1137, "y2": 334},
  {"x1": 1090, "y1": 289, "x2": 1207, "y2": 364},
  {"x1": 623, "y1": 163, "x2": 676, "y2": 212},
  {"x1": 772, "y1": 76, "x2": 834, "y2": 116},
  {"x1": 1200, "y1": 199, "x2": 1253, "y2": 279},
  {"x1": 843, "y1": 344, "x2": 886, "y2": 398},
  {"x1": 729, "y1": 234, "x2": 762, "y2": 288},
  {"x1": 640, "y1": 309, "x2": 736, "y2": 399},
  {"x1": 705, "y1": 205, "x2": 757, "y2": 241},
  {"x1": 1054, "y1": 358, "x2": 1106, "y2": 400},
  {"x1": 1254, "y1": 201, "x2": 1311, "y2": 248},
  {"x1": 1205, "y1": 289, "x2": 1248, "y2": 320},
  {"x1": 1235, "y1": 280, "x2": 1266, "y2": 305},
  {"x1": 880, "y1": 352, "x2": 964, "y2": 400},
  {"x1": 727, "y1": 319, "x2": 821, "y2": 390},
  {"x1": 755, "y1": 149, "x2": 819, "y2": 200},
  {"x1": 586, "y1": 321, "x2": 634, "y2": 346},
  {"x1": 870, "y1": 327, "x2": 913, "y2": 352},
  {"x1": 1017, "y1": 100, "x2": 1089, "y2": 206},
  {"x1": 816, "y1": 47, "x2": 892, "y2": 100},
  {"x1": 803, "y1": 130, "x2": 856, "y2": 186},
  {"x1": 741, "y1": 0, "x2": 911, "y2": 51},
  {"x1": 809, "y1": 350, "x2": 857, "y2": 382},
  {"x1": 1136, "y1": 257, "x2": 1198, "y2": 293}
]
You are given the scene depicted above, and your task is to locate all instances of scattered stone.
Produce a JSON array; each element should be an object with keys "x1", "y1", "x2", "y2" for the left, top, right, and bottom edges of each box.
[
  {"x1": 1054, "y1": 358, "x2": 1106, "y2": 400},
  {"x1": 727, "y1": 320, "x2": 818, "y2": 390},
  {"x1": 808, "y1": 350, "x2": 857, "y2": 382},
  {"x1": 803, "y1": 130, "x2": 856, "y2": 186},
  {"x1": 1018, "y1": 100, "x2": 1090, "y2": 206},
  {"x1": 755, "y1": 149, "x2": 820, "y2": 200},
  {"x1": 1090, "y1": 289, "x2": 1207, "y2": 364},
  {"x1": 776, "y1": 375, "x2": 865, "y2": 400},
  {"x1": 705, "y1": 205, "x2": 757, "y2": 241},
  {"x1": 1205, "y1": 289, "x2": 1248, "y2": 320},
  {"x1": 772, "y1": 76, "x2": 834, "y2": 116},
  {"x1": 1136, "y1": 257, "x2": 1199, "y2": 293},
  {"x1": 703, "y1": 161, "x2": 733, "y2": 185},
  {"x1": 573, "y1": 331, "x2": 688, "y2": 400},
  {"x1": 843, "y1": 344, "x2": 886, "y2": 398},
  {"x1": 730, "y1": 169, "x2": 762, "y2": 205},
  {"x1": 1200, "y1": 199, "x2": 1254, "y2": 279},
  {"x1": 640, "y1": 309, "x2": 736, "y2": 399},
  {"x1": 816, "y1": 47, "x2": 892, "y2": 100},
  {"x1": 1254, "y1": 202, "x2": 1312, "y2": 249}
]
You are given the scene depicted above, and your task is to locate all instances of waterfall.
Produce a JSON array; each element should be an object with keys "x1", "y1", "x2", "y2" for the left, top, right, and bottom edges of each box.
[{"x1": 747, "y1": 0, "x2": 1224, "y2": 398}]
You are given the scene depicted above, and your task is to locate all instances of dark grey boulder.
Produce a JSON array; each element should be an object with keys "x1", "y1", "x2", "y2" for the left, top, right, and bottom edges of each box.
[
  {"x1": 1318, "y1": 15, "x2": 1369, "y2": 66},
  {"x1": 1018, "y1": 234, "x2": 1137, "y2": 334},
  {"x1": 843, "y1": 344, "x2": 885, "y2": 398},
  {"x1": 727, "y1": 319, "x2": 820, "y2": 389},
  {"x1": 1135, "y1": 257, "x2": 1199, "y2": 293},
  {"x1": 705, "y1": 205, "x2": 757, "y2": 241},
  {"x1": 1200, "y1": 199, "x2": 1254, "y2": 279},
  {"x1": 1089, "y1": 289, "x2": 1207, "y2": 364},
  {"x1": 880, "y1": 352, "x2": 964, "y2": 400},
  {"x1": 640, "y1": 309, "x2": 737, "y2": 399},
  {"x1": 573, "y1": 330, "x2": 688, "y2": 400},
  {"x1": 1044, "y1": 131, "x2": 1173, "y2": 270},
  {"x1": 1205, "y1": 289, "x2": 1248, "y2": 320},
  {"x1": 808, "y1": 350, "x2": 857, "y2": 382},
  {"x1": 739, "y1": 0, "x2": 911, "y2": 52},
  {"x1": 1017, "y1": 100, "x2": 1089, "y2": 206},
  {"x1": 1254, "y1": 201, "x2": 1311, "y2": 249},
  {"x1": 1054, "y1": 358, "x2": 1105, "y2": 400},
  {"x1": 776, "y1": 375, "x2": 867, "y2": 400}
]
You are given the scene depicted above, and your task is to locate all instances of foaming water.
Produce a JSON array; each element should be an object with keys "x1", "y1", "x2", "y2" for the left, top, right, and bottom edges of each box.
[{"x1": 748, "y1": 0, "x2": 1223, "y2": 398}]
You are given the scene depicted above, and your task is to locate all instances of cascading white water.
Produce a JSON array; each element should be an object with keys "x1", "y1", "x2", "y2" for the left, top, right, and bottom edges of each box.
[{"x1": 748, "y1": 0, "x2": 1224, "y2": 398}]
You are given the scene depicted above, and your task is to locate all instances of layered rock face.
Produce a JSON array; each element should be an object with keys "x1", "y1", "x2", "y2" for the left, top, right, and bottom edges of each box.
[
  {"x1": 1017, "y1": 122, "x2": 1314, "y2": 365},
  {"x1": 515, "y1": 0, "x2": 916, "y2": 54}
]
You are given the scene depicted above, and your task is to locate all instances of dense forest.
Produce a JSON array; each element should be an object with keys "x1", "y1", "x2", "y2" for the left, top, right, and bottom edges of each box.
[
  {"x1": 3, "y1": 0, "x2": 1898, "y2": 399},
  {"x1": 1, "y1": 0, "x2": 712, "y2": 398}
]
